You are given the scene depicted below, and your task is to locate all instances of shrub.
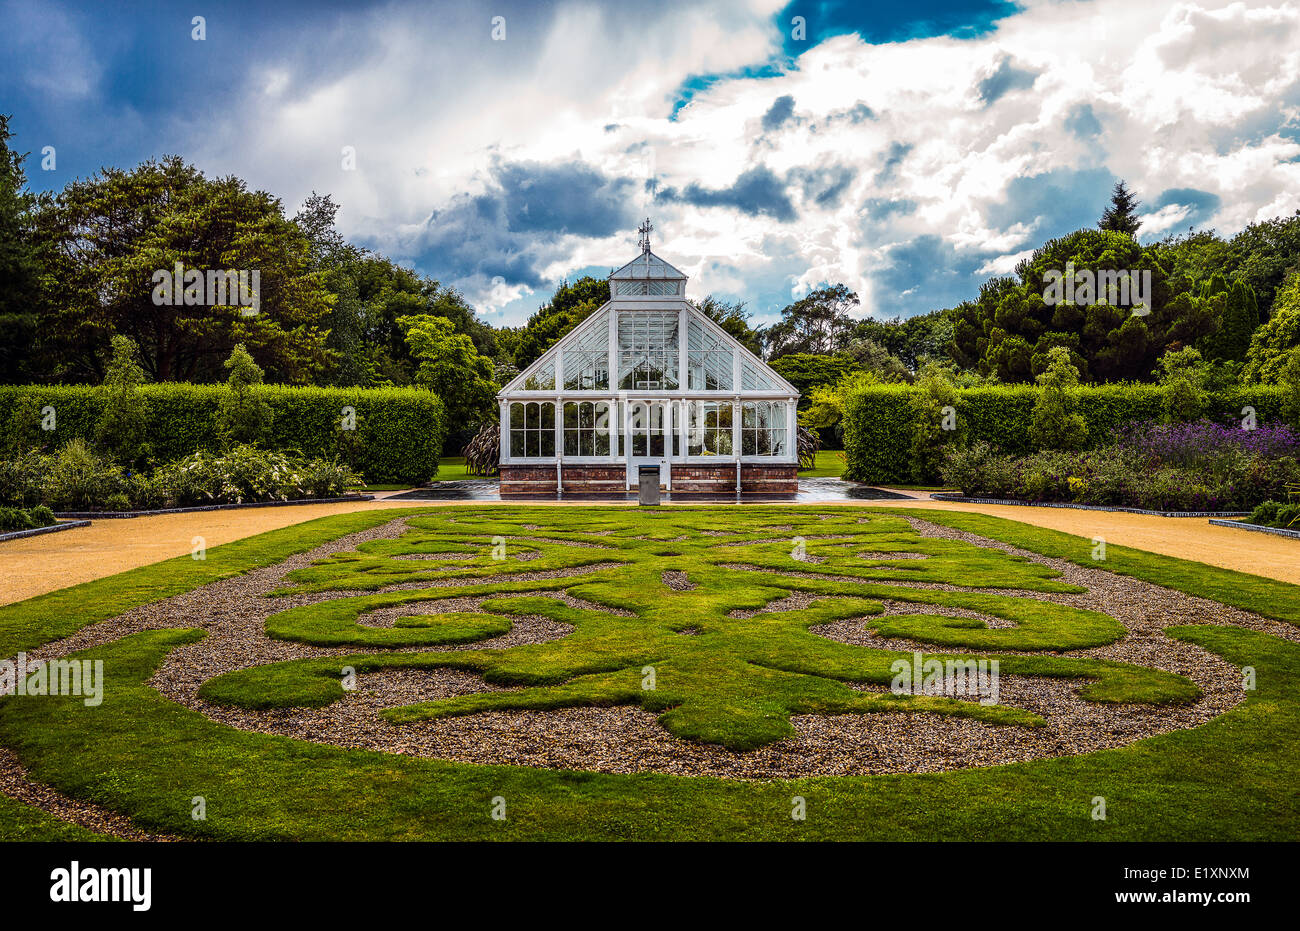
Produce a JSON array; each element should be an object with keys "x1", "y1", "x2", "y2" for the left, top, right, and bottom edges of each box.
[
  {"x1": 1029, "y1": 347, "x2": 1088, "y2": 451},
  {"x1": 41, "y1": 439, "x2": 131, "y2": 511},
  {"x1": 0, "y1": 449, "x2": 46, "y2": 507},
  {"x1": 0, "y1": 383, "x2": 446, "y2": 484},
  {"x1": 0, "y1": 507, "x2": 37, "y2": 532},
  {"x1": 151, "y1": 446, "x2": 361, "y2": 507},
  {"x1": 906, "y1": 364, "x2": 963, "y2": 484},
  {"x1": 216, "y1": 344, "x2": 275, "y2": 447},
  {"x1": 1248, "y1": 499, "x2": 1300, "y2": 528},
  {"x1": 95, "y1": 335, "x2": 152, "y2": 467}
]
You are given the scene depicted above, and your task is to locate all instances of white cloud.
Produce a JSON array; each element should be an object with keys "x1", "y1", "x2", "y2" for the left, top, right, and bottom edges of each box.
[{"x1": 173, "y1": 0, "x2": 1300, "y2": 324}]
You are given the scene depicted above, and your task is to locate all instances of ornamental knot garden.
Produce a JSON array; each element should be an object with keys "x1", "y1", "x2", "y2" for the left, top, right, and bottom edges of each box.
[{"x1": 498, "y1": 226, "x2": 799, "y2": 497}]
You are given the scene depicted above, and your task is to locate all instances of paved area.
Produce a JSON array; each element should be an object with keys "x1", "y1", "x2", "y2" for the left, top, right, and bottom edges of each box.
[{"x1": 1, "y1": 487, "x2": 1297, "y2": 606}]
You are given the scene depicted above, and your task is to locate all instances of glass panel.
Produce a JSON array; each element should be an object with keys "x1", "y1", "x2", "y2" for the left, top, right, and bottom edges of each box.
[
  {"x1": 510, "y1": 402, "x2": 555, "y2": 458},
  {"x1": 522, "y1": 358, "x2": 555, "y2": 390},
  {"x1": 561, "y1": 310, "x2": 610, "y2": 390},
  {"x1": 618, "y1": 312, "x2": 679, "y2": 390},
  {"x1": 688, "y1": 317, "x2": 734, "y2": 390},
  {"x1": 741, "y1": 358, "x2": 780, "y2": 391}
]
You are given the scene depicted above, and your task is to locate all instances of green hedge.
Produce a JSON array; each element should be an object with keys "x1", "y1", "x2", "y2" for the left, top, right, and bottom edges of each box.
[
  {"x1": 0, "y1": 384, "x2": 447, "y2": 484},
  {"x1": 843, "y1": 383, "x2": 1289, "y2": 484}
]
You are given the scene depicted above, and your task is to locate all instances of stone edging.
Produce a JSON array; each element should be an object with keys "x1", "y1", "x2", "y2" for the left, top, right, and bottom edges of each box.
[
  {"x1": 1208, "y1": 518, "x2": 1300, "y2": 540},
  {"x1": 0, "y1": 520, "x2": 92, "y2": 544},
  {"x1": 929, "y1": 492, "x2": 1250, "y2": 519},
  {"x1": 53, "y1": 495, "x2": 375, "y2": 520}
]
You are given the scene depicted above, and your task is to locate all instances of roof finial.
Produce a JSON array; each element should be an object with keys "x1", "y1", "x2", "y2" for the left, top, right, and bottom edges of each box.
[{"x1": 637, "y1": 217, "x2": 653, "y2": 254}]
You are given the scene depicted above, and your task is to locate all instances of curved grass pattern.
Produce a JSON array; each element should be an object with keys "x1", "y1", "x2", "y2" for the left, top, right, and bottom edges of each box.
[{"x1": 201, "y1": 508, "x2": 1197, "y2": 750}]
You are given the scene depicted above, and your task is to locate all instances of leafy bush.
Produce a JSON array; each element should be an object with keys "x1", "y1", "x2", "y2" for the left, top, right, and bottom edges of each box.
[
  {"x1": 95, "y1": 335, "x2": 152, "y2": 467},
  {"x1": 0, "y1": 506, "x2": 58, "y2": 533},
  {"x1": 1028, "y1": 347, "x2": 1088, "y2": 451},
  {"x1": 41, "y1": 439, "x2": 132, "y2": 511},
  {"x1": 0, "y1": 383, "x2": 446, "y2": 483},
  {"x1": 1248, "y1": 499, "x2": 1300, "y2": 528},
  {"x1": 215, "y1": 344, "x2": 275, "y2": 447},
  {"x1": 0, "y1": 449, "x2": 46, "y2": 507},
  {"x1": 151, "y1": 446, "x2": 361, "y2": 506}
]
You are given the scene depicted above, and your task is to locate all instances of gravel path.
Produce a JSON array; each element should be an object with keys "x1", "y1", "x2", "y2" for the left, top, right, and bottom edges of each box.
[{"x1": 5, "y1": 512, "x2": 1293, "y2": 785}]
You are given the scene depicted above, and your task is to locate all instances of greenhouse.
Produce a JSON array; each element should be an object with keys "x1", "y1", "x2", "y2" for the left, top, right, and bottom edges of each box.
[{"x1": 497, "y1": 223, "x2": 800, "y2": 497}]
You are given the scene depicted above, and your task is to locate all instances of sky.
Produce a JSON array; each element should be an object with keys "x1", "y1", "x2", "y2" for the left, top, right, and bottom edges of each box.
[{"x1": 2, "y1": 0, "x2": 1298, "y2": 329}]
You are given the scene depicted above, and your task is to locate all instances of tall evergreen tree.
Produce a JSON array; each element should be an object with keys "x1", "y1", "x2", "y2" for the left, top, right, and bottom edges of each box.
[
  {"x1": 0, "y1": 114, "x2": 43, "y2": 384},
  {"x1": 1099, "y1": 180, "x2": 1142, "y2": 236}
]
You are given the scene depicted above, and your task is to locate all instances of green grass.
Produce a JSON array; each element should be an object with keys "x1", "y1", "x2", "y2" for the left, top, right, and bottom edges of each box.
[
  {"x1": 429, "y1": 456, "x2": 481, "y2": 481},
  {"x1": 0, "y1": 793, "x2": 111, "y2": 842},
  {"x1": 1, "y1": 505, "x2": 1297, "y2": 840},
  {"x1": 798, "y1": 449, "x2": 848, "y2": 477}
]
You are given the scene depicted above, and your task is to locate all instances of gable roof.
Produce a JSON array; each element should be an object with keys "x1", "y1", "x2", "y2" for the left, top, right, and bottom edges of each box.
[
  {"x1": 609, "y1": 250, "x2": 687, "y2": 281},
  {"x1": 499, "y1": 298, "x2": 798, "y2": 397}
]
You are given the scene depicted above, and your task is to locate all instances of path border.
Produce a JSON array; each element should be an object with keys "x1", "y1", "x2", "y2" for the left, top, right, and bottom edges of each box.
[
  {"x1": 929, "y1": 493, "x2": 1249, "y2": 518},
  {"x1": 0, "y1": 520, "x2": 91, "y2": 544},
  {"x1": 53, "y1": 495, "x2": 375, "y2": 520},
  {"x1": 1208, "y1": 518, "x2": 1300, "y2": 541}
]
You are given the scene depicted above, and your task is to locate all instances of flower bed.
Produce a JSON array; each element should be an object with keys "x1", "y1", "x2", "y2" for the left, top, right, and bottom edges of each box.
[
  {"x1": 941, "y1": 420, "x2": 1300, "y2": 513},
  {"x1": 0, "y1": 442, "x2": 363, "y2": 513}
]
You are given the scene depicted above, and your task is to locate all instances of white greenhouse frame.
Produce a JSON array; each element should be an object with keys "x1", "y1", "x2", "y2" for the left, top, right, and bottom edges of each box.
[{"x1": 497, "y1": 242, "x2": 800, "y2": 492}]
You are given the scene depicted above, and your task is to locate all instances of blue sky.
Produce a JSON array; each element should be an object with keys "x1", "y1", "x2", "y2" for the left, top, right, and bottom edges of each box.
[{"x1": 3, "y1": 0, "x2": 1298, "y2": 328}]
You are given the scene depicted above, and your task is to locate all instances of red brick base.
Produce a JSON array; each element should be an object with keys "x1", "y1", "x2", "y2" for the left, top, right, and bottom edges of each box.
[{"x1": 500, "y1": 463, "x2": 797, "y2": 497}]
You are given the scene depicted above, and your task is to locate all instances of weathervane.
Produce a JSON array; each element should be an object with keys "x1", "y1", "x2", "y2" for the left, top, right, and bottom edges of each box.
[{"x1": 637, "y1": 217, "x2": 653, "y2": 254}]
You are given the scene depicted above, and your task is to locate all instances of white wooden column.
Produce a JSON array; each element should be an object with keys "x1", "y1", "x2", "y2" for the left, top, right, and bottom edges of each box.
[
  {"x1": 788, "y1": 398, "x2": 798, "y2": 463},
  {"x1": 732, "y1": 398, "x2": 742, "y2": 494},
  {"x1": 499, "y1": 400, "x2": 509, "y2": 462}
]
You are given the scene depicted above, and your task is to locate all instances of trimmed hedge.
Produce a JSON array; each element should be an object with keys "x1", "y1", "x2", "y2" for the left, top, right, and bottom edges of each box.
[
  {"x1": 843, "y1": 383, "x2": 1289, "y2": 484},
  {"x1": 0, "y1": 384, "x2": 447, "y2": 484}
]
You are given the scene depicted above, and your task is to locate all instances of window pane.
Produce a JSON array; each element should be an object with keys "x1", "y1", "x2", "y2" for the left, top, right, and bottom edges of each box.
[{"x1": 510, "y1": 430, "x2": 526, "y2": 457}]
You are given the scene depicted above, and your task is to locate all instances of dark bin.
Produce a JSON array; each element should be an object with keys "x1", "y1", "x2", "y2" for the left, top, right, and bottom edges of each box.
[{"x1": 638, "y1": 465, "x2": 661, "y2": 506}]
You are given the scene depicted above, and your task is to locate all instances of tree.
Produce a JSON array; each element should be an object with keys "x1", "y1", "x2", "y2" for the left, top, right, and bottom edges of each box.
[
  {"x1": 1228, "y1": 210, "x2": 1300, "y2": 318},
  {"x1": 1099, "y1": 181, "x2": 1141, "y2": 236},
  {"x1": 29, "y1": 156, "x2": 333, "y2": 384},
  {"x1": 1196, "y1": 275, "x2": 1259, "y2": 363},
  {"x1": 948, "y1": 229, "x2": 1212, "y2": 383},
  {"x1": 764, "y1": 284, "x2": 859, "y2": 359},
  {"x1": 694, "y1": 296, "x2": 762, "y2": 356},
  {"x1": 1029, "y1": 346, "x2": 1088, "y2": 450},
  {"x1": 400, "y1": 314, "x2": 497, "y2": 435},
  {"x1": 1242, "y1": 271, "x2": 1300, "y2": 383},
  {"x1": 216, "y1": 343, "x2": 274, "y2": 446},
  {"x1": 95, "y1": 335, "x2": 152, "y2": 467},
  {"x1": 843, "y1": 338, "x2": 911, "y2": 381},
  {"x1": 768, "y1": 353, "x2": 861, "y2": 402},
  {"x1": 851, "y1": 308, "x2": 954, "y2": 371},
  {"x1": 1279, "y1": 347, "x2": 1300, "y2": 428},
  {"x1": 0, "y1": 114, "x2": 44, "y2": 384}
]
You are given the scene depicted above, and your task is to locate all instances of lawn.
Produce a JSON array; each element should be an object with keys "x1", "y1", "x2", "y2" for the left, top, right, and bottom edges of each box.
[
  {"x1": 0, "y1": 505, "x2": 1296, "y2": 841},
  {"x1": 798, "y1": 449, "x2": 848, "y2": 477}
]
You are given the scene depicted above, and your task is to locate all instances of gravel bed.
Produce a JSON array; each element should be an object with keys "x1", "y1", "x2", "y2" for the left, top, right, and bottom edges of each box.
[{"x1": 6, "y1": 511, "x2": 1294, "y2": 785}]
